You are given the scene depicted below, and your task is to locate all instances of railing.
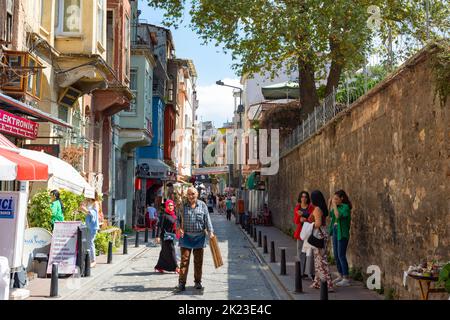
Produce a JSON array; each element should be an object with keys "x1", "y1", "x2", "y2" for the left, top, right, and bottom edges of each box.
[{"x1": 152, "y1": 80, "x2": 165, "y2": 98}]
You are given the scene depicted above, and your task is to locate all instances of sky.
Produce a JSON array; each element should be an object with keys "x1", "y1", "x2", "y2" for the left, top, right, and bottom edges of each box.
[{"x1": 138, "y1": 0, "x2": 242, "y2": 128}]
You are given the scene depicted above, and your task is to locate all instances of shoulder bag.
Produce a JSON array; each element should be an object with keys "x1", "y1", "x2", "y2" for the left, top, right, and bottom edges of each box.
[
  {"x1": 307, "y1": 226, "x2": 325, "y2": 249},
  {"x1": 161, "y1": 213, "x2": 177, "y2": 242}
]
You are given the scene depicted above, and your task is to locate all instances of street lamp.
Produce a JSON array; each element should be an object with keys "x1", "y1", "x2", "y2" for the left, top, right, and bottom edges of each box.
[{"x1": 216, "y1": 80, "x2": 245, "y2": 225}]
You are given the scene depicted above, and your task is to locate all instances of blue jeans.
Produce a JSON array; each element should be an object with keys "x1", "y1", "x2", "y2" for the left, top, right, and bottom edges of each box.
[
  {"x1": 87, "y1": 230, "x2": 97, "y2": 262},
  {"x1": 332, "y1": 225, "x2": 349, "y2": 276}
]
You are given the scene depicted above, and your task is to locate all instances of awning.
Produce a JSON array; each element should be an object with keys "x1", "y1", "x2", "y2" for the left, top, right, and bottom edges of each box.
[
  {"x1": 0, "y1": 93, "x2": 72, "y2": 128},
  {"x1": 0, "y1": 135, "x2": 48, "y2": 181},
  {"x1": 18, "y1": 148, "x2": 95, "y2": 198},
  {"x1": 136, "y1": 158, "x2": 171, "y2": 179},
  {"x1": 261, "y1": 81, "x2": 299, "y2": 100}
]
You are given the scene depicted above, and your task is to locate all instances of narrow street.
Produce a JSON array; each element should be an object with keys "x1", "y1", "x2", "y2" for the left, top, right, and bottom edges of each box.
[{"x1": 64, "y1": 212, "x2": 283, "y2": 300}]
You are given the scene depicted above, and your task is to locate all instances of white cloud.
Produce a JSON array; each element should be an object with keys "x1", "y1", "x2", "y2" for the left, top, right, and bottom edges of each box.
[{"x1": 196, "y1": 78, "x2": 241, "y2": 128}]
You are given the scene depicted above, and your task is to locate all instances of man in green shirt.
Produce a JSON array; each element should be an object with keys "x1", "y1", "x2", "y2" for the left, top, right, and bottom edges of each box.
[
  {"x1": 50, "y1": 190, "x2": 64, "y2": 227},
  {"x1": 328, "y1": 190, "x2": 352, "y2": 287}
]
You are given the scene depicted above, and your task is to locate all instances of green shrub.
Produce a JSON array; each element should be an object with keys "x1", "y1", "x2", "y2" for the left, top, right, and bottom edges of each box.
[
  {"x1": 59, "y1": 189, "x2": 85, "y2": 222},
  {"x1": 28, "y1": 190, "x2": 52, "y2": 232},
  {"x1": 384, "y1": 288, "x2": 395, "y2": 300},
  {"x1": 94, "y1": 227, "x2": 122, "y2": 256},
  {"x1": 349, "y1": 267, "x2": 364, "y2": 282}
]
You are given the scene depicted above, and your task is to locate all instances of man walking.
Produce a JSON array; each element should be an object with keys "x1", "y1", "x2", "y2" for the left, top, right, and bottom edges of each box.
[
  {"x1": 225, "y1": 197, "x2": 233, "y2": 221},
  {"x1": 175, "y1": 187, "x2": 215, "y2": 292}
]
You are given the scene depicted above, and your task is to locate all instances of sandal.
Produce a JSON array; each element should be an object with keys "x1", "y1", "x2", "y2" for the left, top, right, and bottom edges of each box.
[{"x1": 154, "y1": 268, "x2": 165, "y2": 273}]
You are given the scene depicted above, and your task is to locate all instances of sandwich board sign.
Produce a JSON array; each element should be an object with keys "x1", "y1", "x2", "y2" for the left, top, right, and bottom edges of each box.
[{"x1": 46, "y1": 222, "x2": 81, "y2": 274}]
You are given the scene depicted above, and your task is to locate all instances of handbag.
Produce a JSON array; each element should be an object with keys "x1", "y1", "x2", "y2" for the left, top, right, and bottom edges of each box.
[
  {"x1": 161, "y1": 213, "x2": 177, "y2": 242},
  {"x1": 307, "y1": 227, "x2": 325, "y2": 249}
]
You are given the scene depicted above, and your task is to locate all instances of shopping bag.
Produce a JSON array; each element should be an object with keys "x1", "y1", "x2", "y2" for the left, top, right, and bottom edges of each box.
[{"x1": 209, "y1": 235, "x2": 223, "y2": 269}]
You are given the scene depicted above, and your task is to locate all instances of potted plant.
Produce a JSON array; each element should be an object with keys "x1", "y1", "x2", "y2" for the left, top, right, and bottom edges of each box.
[{"x1": 437, "y1": 262, "x2": 450, "y2": 299}]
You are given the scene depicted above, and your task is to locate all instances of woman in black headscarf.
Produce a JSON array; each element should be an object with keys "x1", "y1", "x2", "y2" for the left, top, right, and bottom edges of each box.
[{"x1": 155, "y1": 200, "x2": 179, "y2": 273}]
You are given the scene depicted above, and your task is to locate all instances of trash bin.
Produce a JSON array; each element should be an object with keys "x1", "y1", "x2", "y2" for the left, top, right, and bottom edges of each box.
[
  {"x1": 34, "y1": 254, "x2": 48, "y2": 279},
  {"x1": 0, "y1": 256, "x2": 10, "y2": 300}
]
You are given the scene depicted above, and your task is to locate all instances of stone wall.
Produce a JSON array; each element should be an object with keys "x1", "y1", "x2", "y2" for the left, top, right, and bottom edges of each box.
[{"x1": 268, "y1": 46, "x2": 449, "y2": 299}]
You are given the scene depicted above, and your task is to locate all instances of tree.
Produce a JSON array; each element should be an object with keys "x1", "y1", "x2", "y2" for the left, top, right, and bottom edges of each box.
[{"x1": 147, "y1": 0, "x2": 449, "y2": 119}]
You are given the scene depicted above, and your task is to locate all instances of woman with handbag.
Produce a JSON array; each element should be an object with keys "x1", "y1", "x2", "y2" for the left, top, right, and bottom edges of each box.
[
  {"x1": 309, "y1": 190, "x2": 334, "y2": 291},
  {"x1": 155, "y1": 200, "x2": 180, "y2": 274},
  {"x1": 293, "y1": 191, "x2": 315, "y2": 279}
]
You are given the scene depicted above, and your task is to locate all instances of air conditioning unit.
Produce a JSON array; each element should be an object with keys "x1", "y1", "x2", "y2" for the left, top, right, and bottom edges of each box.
[{"x1": 58, "y1": 86, "x2": 82, "y2": 108}]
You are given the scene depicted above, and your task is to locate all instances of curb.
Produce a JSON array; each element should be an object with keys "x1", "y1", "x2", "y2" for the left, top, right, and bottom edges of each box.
[{"x1": 238, "y1": 224, "x2": 295, "y2": 300}]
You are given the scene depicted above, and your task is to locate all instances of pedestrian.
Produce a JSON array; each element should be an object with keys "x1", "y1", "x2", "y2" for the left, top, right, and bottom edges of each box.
[
  {"x1": 155, "y1": 200, "x2": 179, "y2": 274},
  {"x1": 175, "y1": 187, "x2": 215, "y2": 292},
  {"x1": 50, "y1": 190, "x2": 64, "y2": 229},
  {"x1": 147, "y1": 203, "x2": 158, "y2": 230},
  {"x1": 207, "y1": 196, "x2": 214, "y2": 213},
  {"x1": 80, "y1": 198, "x2": 100, "y2": 268},
  {"x1": 94, "y1": 191, "x2": 104, "y2": 227},
  {"x1": 293, "y1": 191, "x2": 315, "y2": 279},
  {"x1": 329, "y1": 189, "x2": 352, "y2": 287},
  {"x1": 309, "y1": 190, "x2": 334, "y2": 291},
  {"x1": 225, "y1": 197, "x2": 233, "y2": 221}
]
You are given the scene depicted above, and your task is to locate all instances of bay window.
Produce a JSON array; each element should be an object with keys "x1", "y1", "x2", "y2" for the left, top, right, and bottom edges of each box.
[{"x1": 55, "y1": 0, "x2": 82, "y2": 35}]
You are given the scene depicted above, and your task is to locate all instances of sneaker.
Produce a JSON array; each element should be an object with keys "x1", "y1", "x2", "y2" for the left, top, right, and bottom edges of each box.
[
  {"x1": 332, "y1": 276, "x2": 343, "y2": 284},
  {"x1": 194, "y1": 282, "x2": 203, "y2": 290},
  {"x1": 336, "y1": 278, "x2": 351, "y2": 287},
  {"x1": 174, "y1": 284, "x2": 186, "y2": 292}
]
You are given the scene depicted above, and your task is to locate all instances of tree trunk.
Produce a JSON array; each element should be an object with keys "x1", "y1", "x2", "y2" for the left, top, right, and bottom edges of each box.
[
  {"x1": 325, "y1": 59, "x2": 343, "y2": 96},
  {"x1": 298, "y1": 58, "x2": 319, "y2": 121}
]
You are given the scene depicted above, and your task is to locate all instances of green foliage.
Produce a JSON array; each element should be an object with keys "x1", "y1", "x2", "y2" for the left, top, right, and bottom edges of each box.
[
  {"x1": 384, "y1": 288, "x2": 395, "y2": 300},
  {"x1": 349, "y1": 267, "x2": 364, "y2": 282},
  {"x1": 430, "y1": 40, "x2": 450, "y2": 107},
  {"x1": 94, "y1": 227, "x2": 122, "y2": 256},
  {"x1": 28, "y1": 190, "x2": 52, "y2": 232},
  {"x1": 59, "y1": 190, "x2": 85, "y2": 222},
  {"x1": 437, "y1": 263, "x2": 450, "y2": 293}
]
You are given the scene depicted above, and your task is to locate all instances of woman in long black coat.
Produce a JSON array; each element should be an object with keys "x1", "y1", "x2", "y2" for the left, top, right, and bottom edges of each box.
[{"x1": 155, "y1": 200, "x2": 179, "y2": 273}]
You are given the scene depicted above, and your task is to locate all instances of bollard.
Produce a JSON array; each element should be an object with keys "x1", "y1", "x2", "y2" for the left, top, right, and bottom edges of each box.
[
  {"x1": 280, "y1": 248, "x2": 287, "y2": 275},
  {"x1": 107, "y1": 241, "x2": 113, "y2": 264},
  {"x1": 123, "y1": 235, "x2": 128, "y2": 255},
  {"x1": 145, "y1": 227, "x2": 149, "y2": 243},
  {"x1": 295, "y1": 260, "x2": 303, "y2": 293},
  {"x1": 270, "y1": 241, "x2": 276, "y2": 262},
  {"x1": 258, "y1": 231, "x2": 262, "y2": 247},
  {"x1": 263, "y1": 236, "x2": 268, "y2": 254},
  {"x1": 49, "y1": 263, "x2": 59, "y2": 297},
  {"x1": 249, "y1": 225, "x2": 253, "y2": 237},
  {"x1": 320, "y1": 281, "x2": 328, "y2": 300},
  {"x1": 152, "y1": 227, "x2": 156, "y2": 238},
  {"x1": 84, "y1": 252, "x2": 91, "y2": 277},
  {"x1": 135, "y1": 231, "x2": 139, "y2": 247},
  {"x1": 253, "y1": 227, "x2": 257, "y2": 242}
]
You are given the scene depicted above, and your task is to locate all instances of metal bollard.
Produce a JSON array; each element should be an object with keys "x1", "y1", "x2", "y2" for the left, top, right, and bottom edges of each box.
[
  {"x1": 270, "y1": 241, "x2": 276, "y2": 262},
  {"x1": 135, "y1": 231, "x2": 139, "y2": 247},
  {"x1": 49, "y1": 263, "x2": 59, "y2": 297},
  {"x1": 295, "y1": 260, "x2": 303, "y2": 293},
  {"x1": 320, "y1": 280, "x2": 328, "y2": 300},
  {"x1": 253, "y1": 227, "x2": 257, "y2": 242},
  {"x1": 145, "y1": 227, "x2": 149, "y2": 243},
  {"x1": 280, "y1": 248, "x2": 287, "y2": 275},
  {"x1": 263, "y1": 236, "x2": 268, "y2": 254},
  {"x1": 123, "y1": 235, "x2": 128, "y2": 255},
  {"x1": 249, "y1": 225, "x2": 253, "y2": 237},
  {"x1": 152, "y1": 227, "x2": 156, "y2": 238},
  {"x1": 258, "y1": 231, "x2": 262, "y2": 247},
  {"x1": 107, "y1": 241, "x2": 113, "y2": 264},
  {"x1": 84, "y1": 252, "x2": 91, "y2": 277}
]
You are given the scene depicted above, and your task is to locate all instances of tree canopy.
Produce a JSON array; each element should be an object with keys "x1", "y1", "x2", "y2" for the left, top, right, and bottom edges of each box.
[{"x1": 147, "y1": 0, "x2": 449, "y2": 117}]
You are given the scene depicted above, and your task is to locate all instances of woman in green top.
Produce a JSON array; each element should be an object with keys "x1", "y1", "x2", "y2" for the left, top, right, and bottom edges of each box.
[
  {"x1": 328, "y1": 190, "x2": 352, "y2": 287},
  {"x1": 50, "y1": 190, "x2": 64, "y2": 228}
]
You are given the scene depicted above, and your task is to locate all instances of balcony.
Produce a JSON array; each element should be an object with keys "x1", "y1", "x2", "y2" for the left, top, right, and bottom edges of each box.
[{"x1": 153, "y1": 80, "x2": 166, "y2": 99}]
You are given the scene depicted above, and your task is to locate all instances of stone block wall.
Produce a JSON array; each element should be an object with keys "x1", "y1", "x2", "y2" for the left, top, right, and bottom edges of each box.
[{"x1": 268, "y1": 46, "x2": 449, "y2": 299}]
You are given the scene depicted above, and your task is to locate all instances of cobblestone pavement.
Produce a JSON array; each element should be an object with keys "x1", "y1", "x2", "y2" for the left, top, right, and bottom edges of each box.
[{"x1": 65, "y1": 212, "x2": 283, "y2": 300}]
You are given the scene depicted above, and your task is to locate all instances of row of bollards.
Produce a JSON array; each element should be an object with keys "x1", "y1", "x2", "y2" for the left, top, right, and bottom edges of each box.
[{"x1": 248, "y1": 225, "x2": 329, "y2": 299}]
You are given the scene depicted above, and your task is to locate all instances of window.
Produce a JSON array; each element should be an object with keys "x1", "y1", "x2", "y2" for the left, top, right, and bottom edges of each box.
[
  {"x1": 38, "y1": 0, "x2": 44, "y2": 26},
  {"x1": 124, "y1": 16, "x2": 130, "y2": 77},
  {"x1": 5, "y1": 0, "x2": 14, "y2": 45},
  {"x1": 55, "y1": 0, "x2": 82, "y2": 35},
  {"x1": 106, "y1": 10, "x2": 114, "y2": 67},
  {"x1": 97, "y1": 0, "x2": 104, "y2": 45},
  {"x1": 125, "y1": 68, "x2": 138, "y2": 114},
  {"x1": 58, "y1": 105, "x2": 69, "y2": 122}
]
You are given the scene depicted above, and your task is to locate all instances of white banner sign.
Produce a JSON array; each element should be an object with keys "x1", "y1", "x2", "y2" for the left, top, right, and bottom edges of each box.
[{"x1": 47, "y1": 222, "x2": 81, "y2": 274}]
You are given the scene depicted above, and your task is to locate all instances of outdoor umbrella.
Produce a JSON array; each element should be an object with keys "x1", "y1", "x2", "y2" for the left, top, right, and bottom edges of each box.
[{"x1": 261, "y1": 81, "x2": 299, "y2": 100}]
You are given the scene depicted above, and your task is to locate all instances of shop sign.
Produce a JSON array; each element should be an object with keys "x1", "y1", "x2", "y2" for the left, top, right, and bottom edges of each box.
[
  {"x1": 47, "y1": 222, "x2": 81, "y2": 274},
  {"x1": 0, "y1": 192, "x2": 18, "y2": 219},
  {"x1": 23, "y1": 144, "x2": 60, "y2": 157},
  {"x1": 0, "y1": 109, "x2": 39, "y2": 139}
]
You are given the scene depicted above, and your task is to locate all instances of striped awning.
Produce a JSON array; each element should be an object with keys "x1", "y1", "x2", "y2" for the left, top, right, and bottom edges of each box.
[{"x1": 0, "y1": 133, "x2": 48, "y2": 181}]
